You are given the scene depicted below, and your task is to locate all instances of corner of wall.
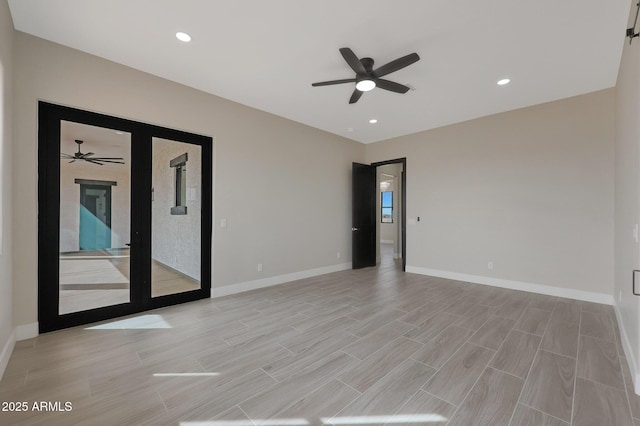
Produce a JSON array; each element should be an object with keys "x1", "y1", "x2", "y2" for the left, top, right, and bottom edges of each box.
[
  {"x1": 0, "y1": 0, "x2": 15, "y2": 382},
  {"x1": 614, "y1": 302, "x2": 640, "y2": 395},
  {"x1": 0, "y1": 328, "x2": 15, "y2": 380},
  {"x1": 15, "y1": 323, "x2": 38, "y2": 341},
  {"x1": 0, "y1": 323, "x2": 38, "y2": 380},
  {"x1": 613, "y1": 0, "x2": 640, "y2": 399}
]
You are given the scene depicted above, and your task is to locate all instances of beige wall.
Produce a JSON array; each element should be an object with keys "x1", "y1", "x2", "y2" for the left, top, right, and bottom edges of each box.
[
  {"x1": 12, "y1": 32, "x2": 364, "y2": 327},
  {"x1": 614, "y1": 0, "x2": 640, "y2": 393},
  {"x1": 0, "y1": 0, "x2": 14, "y2": 375},
  {"x1": 367, "y1": 89, "x2": 615, "y2": 297}
]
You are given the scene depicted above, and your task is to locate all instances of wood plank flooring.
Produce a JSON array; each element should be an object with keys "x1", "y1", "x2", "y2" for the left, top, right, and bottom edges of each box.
[{"x1": 1, "y1": 249, "x2": 637, "y2": 425}]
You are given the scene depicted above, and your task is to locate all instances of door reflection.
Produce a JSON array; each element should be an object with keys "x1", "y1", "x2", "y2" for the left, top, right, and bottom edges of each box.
[
  {"x1": 151, "y1": 137, "x2": 202, "y2": 297},
  {"x1": 58, "y1": 121, "x2": 131, "y2": 314}
]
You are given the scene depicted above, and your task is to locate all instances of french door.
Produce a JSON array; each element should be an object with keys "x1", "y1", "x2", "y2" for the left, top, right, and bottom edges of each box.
[{"x1": 38, "y1": 102, "x2": 212, "y2": 332}]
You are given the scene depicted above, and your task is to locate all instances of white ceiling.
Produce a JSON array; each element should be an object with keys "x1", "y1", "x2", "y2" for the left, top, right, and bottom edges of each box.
[{"x1": 8, "y1": 0, "x2": 632, "y2": 143}]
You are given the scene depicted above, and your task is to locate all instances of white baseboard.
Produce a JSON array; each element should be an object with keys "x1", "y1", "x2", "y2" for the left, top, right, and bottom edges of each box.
[
  {"x1": 0, "y1": 329, "x2": 16, "y2": 380},
  {"x1": 406, "y1": 266, "x2": 613, "y2": 305},
  {"x1": 212, "y1": 263, "x2": 352, "y2": 298},
  {"x1": 614, "y1": 303, "x2": 640, "y2": 395},
  {"x1": 16, "y1": 323, "x2": 38, "y2": 341},
  {"x1": 380, "y1": 240, "x2": 394, "y2": 244}
]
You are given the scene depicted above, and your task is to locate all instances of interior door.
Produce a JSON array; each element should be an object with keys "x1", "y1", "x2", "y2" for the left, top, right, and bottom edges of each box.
[
  {"x1": 352, "y1": 162, "x2": 376, "y2": 268},
  {"x1": 38, "y1": 102, "x2": 212, "y2": 332}
]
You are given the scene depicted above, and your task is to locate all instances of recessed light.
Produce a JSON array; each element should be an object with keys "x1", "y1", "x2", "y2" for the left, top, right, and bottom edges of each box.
[
  {"x1": 369, "y1": 119, "x2": 378, "y2": 124},
  {"x1": 176, "y1": 32, "x2": 191, "y2": 42},
  {"x1": 497, "y1": 78, "x2": 511, "y2": 86}
]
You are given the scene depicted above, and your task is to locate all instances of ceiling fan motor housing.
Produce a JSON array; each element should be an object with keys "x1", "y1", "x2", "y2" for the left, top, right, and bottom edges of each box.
[{"x1": 360, "y1": 57, "x2": 374, "y2": 73}]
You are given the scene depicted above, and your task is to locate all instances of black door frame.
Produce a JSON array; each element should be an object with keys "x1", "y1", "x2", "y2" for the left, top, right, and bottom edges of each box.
[
  {"x1": 372, "y1": 158, "x2": 407, "y2": 271},
  {"x1": 38, "y1": 101, "x2": 212, "y2": 333}
]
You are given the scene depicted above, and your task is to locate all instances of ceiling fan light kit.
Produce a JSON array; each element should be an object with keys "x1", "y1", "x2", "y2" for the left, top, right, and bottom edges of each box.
[
  {"x1": 60, "y1": 139, "x2": 125, "y2": 165},
  {"x1": 355, "y1": 79, "x2": 376, "y2": 92},
  {"x1": 311, "y1": 47, "x2": 420, "y2": 104}
]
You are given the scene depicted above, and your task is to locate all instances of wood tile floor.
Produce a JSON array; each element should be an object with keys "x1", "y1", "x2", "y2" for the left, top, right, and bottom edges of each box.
[{"x1": 1, "y1": 253, "x2": 638, "y2": 425}]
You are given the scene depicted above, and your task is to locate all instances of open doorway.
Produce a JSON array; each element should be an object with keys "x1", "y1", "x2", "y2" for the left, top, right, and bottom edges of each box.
[
  {"x1": 352, "y1": 158, "x2": 406, "y2": 271},
  {"x1": 376, "y1": 163, "x2": 404, "y2": 270}
]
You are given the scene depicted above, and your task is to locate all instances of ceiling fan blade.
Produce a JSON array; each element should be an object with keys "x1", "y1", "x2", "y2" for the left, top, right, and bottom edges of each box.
[
  {"x1": 90, "y1": 157, "x2": 124, "y2": 161},
  {"x1": 85, "y1": 159, "x2": 103, "y2": 165},
  {"x1": 339, "y1": 48, "x2": 366, "y2": 75},
  {"x1": 373, "y1": 53, "x2": 420, "y2": 78},
  {"x1": 60, "y1": 153, "x2": 74, "y2": 159},
  {"x1": 68, "y1": 160, "x2": 76, "y2": 163},
  {"x1": 312, "y1": 78, "x2": 356, "y2": 87},
  {"x1": 91, "y1": 159, "x2": 125, "y2": 164},
  {"x1": 375, "y1": 78, "x2": 411, "y2": 94},
  {"x1": 79, "y1": 152, "x2": 94, "y2": 158},
  {"x1": 349, "y1": 89, "x2": 363, "y2": 104}
]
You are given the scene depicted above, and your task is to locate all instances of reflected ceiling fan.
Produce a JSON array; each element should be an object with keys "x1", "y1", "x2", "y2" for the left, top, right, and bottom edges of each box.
[
  {"x1": 312, "y1": 47, "x2": 420, "y2": 104},
  {"x1": 60, "y1": 139, "x2": 125, "y2": 165}
]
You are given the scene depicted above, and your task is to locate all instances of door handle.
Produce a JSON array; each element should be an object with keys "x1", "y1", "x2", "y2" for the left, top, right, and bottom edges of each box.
[
  {"x1": 352, "y1": 227, "x2": 359, "y2": 231},
  {"x1": 127, "y1": 231, "x2": 140, "y2": 248}
]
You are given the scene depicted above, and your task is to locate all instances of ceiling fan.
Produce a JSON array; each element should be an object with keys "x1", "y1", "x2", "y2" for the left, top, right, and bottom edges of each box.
[
  {"x1": 60, "y1": 139, "x2": 125, "y2": 165},
  {"x1": 312, "y1": 47, "x2": 420, "y2": 104}
]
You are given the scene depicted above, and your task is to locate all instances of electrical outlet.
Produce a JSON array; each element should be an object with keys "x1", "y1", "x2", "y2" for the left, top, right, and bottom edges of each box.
[
  {"x1": 337, "y1": 251, "x2": 341, "y2": 259},
  {"x1": 487, "y1": 261, "x2": 494, "y2": 270},
  {"x1": 257, "y1": 263, "x2": 263, "y2": 272}
]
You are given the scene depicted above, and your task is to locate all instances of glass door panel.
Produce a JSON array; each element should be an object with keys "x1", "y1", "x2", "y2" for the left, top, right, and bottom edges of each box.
[
  {"x1": 151, "y1": 137, "x2": 202, "y2": 298},
  {"x1": 58, "y1": 121, "x2": 131, "y2": 314}
]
